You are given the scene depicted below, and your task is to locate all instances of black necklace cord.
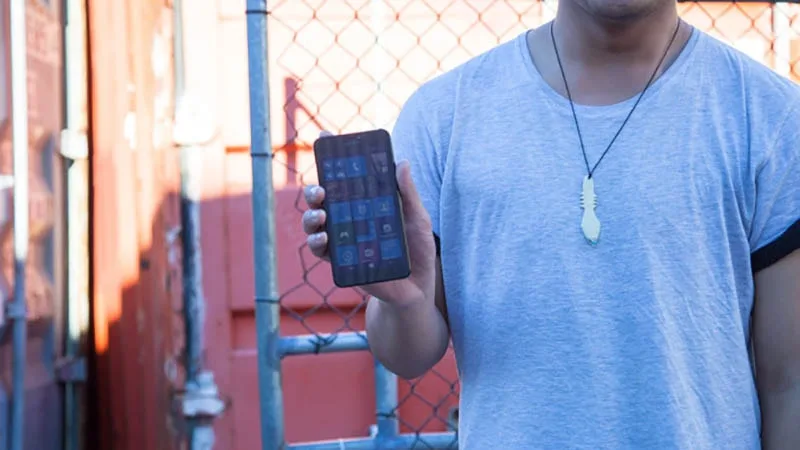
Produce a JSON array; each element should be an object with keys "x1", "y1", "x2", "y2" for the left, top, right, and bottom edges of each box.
[{"x1": 550, "y1": 19, "x2": 682, "y2": 178}]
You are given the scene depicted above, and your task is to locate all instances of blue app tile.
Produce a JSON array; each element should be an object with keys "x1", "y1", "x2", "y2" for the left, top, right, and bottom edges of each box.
[
  {"x1": 335, "y1": 245, "x2": 358, "y2": 267},
  {"x1": 380, "y1": 239, "x2": 403, "y2": 260},
  {"x1": 346, "y1": 156, "x2": 367, "y2": 178},
  {"x1": 333, "y1": 159, "x2": 348, "y2": 180},
  {"x1": 373, "y1": 196, "x2": 395, "y2": 218},
  {"x1": 351, "y1": 199, "x2": 373, "y2": 221},
  {"x1": 321, "y1": 159, "x2": 336, "y2": 181},
  {"x1": 328, "y1": 202, "x2": 352, "y2": 224}
]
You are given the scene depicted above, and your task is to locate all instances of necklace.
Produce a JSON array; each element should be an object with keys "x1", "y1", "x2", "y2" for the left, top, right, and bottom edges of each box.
[{"x1": 549, "y1": 20, "x2": 682, "y2": 246}]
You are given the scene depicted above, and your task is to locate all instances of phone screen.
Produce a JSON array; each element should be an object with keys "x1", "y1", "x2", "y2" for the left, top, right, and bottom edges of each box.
[{"x1": 313, "y1": 129, "x2": 411, "y2": 287}]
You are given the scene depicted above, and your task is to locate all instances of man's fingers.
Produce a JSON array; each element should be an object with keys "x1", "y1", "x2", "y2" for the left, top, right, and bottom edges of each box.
[
  {"x1": 395, "y1": 160, "x2": 432, "y2": 230},
  {"x1": 319, "y1": 130, "x2": 333, "y2": 138},
  {"x1": 302, "y1": 209, "x2": 327, "y2": 234},
  {"x1": 307, "y1": 232, "x2": 329, "y2": 258},
  {"x1": 303, "y1": 185, "x2": 326, "y2": 209}
]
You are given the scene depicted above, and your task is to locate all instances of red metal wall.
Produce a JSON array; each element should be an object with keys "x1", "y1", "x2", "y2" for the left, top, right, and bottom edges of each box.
[
  {"x1": 83, "y1": 1, "x2": 800, "y2": 449},
  {"x1": 87, "y1": 0, "x2": 182, "y2": 449}
]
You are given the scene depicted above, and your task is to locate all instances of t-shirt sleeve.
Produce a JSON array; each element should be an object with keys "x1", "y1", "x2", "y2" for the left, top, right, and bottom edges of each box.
[
  {"x1": 749, "y1": 105, "x2": 800, "y2": 272},
  {"x1": 390, "y1": 92, "x2": 444, "y2": 252}
]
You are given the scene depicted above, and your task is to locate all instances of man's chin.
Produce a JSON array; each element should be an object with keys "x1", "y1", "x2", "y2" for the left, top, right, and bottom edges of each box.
[{"x1": 584, "y1": 0, "x2": 663, "y2": 23}]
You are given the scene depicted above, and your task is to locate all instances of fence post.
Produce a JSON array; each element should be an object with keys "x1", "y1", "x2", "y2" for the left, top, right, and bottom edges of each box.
[
  {"x1": 245, "y1": 1, "x2": 286, "y2": 449},
  {"x1": 373, "y1": 362, "x2": 399, "y2": 444},
  {"x1": 8, "y1": 0, "x2": 29, "y2": 449},
  {"x1": 173, "y1": 0, "x2": 226, "y2": 447}
]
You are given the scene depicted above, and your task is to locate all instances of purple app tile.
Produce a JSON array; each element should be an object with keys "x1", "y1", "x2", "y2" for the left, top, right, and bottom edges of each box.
[{"x1": 358, "y1": 241, "x2": 380, "y2": 264}]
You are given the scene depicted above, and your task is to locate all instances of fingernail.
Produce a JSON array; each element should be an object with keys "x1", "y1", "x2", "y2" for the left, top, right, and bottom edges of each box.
[
  {"x1": 309, "y1": 232, "x2": 324, "y2": 244},
  {"x1": 309, "y1": 186, "x2": 321, "y2": 197}
]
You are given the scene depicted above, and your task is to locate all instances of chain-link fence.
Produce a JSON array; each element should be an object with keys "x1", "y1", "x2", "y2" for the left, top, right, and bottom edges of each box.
[{"x1": 246, "y1": 1, "x2": 800, "y2": 449}]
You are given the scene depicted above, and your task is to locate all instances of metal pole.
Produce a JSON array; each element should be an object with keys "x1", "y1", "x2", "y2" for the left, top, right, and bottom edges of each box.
[
  {"x1": 62, "y1": 0, "x2": 91, "y2": 448},
  {"x1": 245, "y1": 1, "x2": 284, "y2": 449},
  {"x1": 173, "y1": 0, "x2": 225, "y2": 447},
  {"x1": 9, "y1": 0, "x2": 30, "y2": 449},
  {"x1": 174, "y1": 0, "x2": 204, "y2": 391},
  {"x1": 373, "y1": 362, "x2": 399, "y2": 444}
]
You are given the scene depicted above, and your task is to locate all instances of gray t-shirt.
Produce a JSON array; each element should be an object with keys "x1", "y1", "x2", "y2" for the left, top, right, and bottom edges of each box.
[{"x1": 391, "y1": 27, "x2": 800, "y2": 449}]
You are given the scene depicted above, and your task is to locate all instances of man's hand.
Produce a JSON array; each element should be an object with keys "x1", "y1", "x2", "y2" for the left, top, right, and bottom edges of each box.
[
  {"x1": 301, "y1": 131, "x2": 449, "y2": 379},
  {"x1": 301, "y1": 158, "x2": 437, "y2": 310},
  {"x1": 753, "y1": 249, "x2": 800, "y2": 450}
]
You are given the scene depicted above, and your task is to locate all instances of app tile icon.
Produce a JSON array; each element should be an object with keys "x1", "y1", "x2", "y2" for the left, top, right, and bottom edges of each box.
[
  {"x1": 322, "y1": 159, "x2": 336, "y2": 181},
  {"x1": 373, "y1": 196, "x2": 395, "y2": 218},
  {"x1": 328, "y1": 202, "x2": 352, "y2": 224},
  {"x1": 346, "y1": 156, "x2": 367, "y2": 178},
  {"x1": 336, "y1": 245, "x2": 358, "y2": 266},
  {"x1": 358, "y1": 241, "x2": 380, "y2": 264},
  {"x1": 351, "y1": 199, "x2": 373, "y2": 221},
  {"x1": 375, "y1": 217, "x2": 396, "y2": 237},
  {"x1": 332, "y1": 223, "x2": 355, "y2": 245},
  {"x1": 334, "y1": 159, "x2": 348, "y2": 180},
  {"x1": 380, "y1": 239, "x2": 403, "y2": 260},
  {"x1": 370, "y1": 152, "x2": 389, "y2": 175},
  {"x1": 325, "y1": 181, "x2": 346, "y2": 201}
]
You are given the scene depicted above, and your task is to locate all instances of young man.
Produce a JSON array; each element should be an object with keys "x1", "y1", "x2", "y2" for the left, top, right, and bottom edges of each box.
[{"x1": 301, "y1": 0, "x2": 800, "y2": 447}]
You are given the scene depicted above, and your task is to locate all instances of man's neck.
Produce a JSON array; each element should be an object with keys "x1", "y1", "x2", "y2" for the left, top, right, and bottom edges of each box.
[
  {"x1": 527, "y1": 0, "x2": 688, "y2": 105},
  {"x1": 553, "y1": 1, "x2": 680, "y2": 68}
]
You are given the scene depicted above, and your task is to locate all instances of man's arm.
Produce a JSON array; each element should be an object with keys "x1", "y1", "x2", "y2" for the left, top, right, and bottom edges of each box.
[
  {"x1": 753, "y1": 249, "x2": 800, "y2": 449},
  {"x1": 366, "y1": 255, "x2": 449, "y2": 380}
]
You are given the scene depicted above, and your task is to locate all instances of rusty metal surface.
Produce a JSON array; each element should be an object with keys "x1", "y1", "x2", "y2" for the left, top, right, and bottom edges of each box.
[
  {"x1": 87, "y1": 0, "x2": 181, "y2": 449},
  {"x1": 0, "y1": 0, "x2": 65, "y2": 448}
]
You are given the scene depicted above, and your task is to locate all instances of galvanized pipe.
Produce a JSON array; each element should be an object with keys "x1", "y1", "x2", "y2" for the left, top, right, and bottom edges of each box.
[
  {"x1": 62, "y1": 0, "x2": 91, "y2": 448},
  {"x1": 279, "y1": 332, "x2": 368, "y2": 356},
  {"x1": 172, "y1": 1, "x2": 225, "y2": 448},
  {"x1": 9, "y1": 0, "x2": 30, "y2": 449},
  {"x1": 245, "y1": 1, "x2": 285, "y2": 448},
  {"x1": 287, "y1": 432, "x2": 458, "y2": 450},
  {"x1": 174, "y1": 0, "x2": 205, "y2": 389},
  {"x1": 373, "y1": 362, "x2": 399, "y2": 445}
]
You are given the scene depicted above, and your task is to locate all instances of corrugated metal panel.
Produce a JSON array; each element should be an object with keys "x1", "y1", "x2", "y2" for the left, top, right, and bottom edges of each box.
[{"x1": 87, "y1": 0, "x2": 181, "y2": 449}]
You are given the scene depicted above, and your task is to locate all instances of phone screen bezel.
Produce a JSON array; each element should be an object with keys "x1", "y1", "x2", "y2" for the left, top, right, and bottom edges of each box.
[{"x1": 313, "y1": 129, "x2": 411, "y2": 287}]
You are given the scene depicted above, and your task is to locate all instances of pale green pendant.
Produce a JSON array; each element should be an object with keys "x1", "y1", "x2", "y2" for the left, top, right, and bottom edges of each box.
[{"x1": 581, "y1": 175, "x2": 601, "y2": 246}]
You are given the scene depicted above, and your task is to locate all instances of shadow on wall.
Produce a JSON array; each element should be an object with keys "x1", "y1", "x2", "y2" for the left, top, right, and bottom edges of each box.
[
  {"x1": 90, "y1": 189, "x2": 184, "y2": 450},
  {"x1": 0, "y1": 115, "x2": 65, "y2": 450},
  {"x1": 217, "y1": 182, "x2": 460, "y2": 448},
  {"x1": 90, "y1": 182, "x2": 459, "y2": 450}
]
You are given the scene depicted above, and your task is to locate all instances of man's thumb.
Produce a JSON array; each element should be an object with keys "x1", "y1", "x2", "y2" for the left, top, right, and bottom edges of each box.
[{"x1": 395, "y1": 160, "x2": 428, "y2": 226}]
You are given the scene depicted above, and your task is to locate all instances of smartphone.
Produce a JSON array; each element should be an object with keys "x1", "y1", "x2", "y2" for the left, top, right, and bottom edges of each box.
[{"x1": 313, "y1": 129, "x2": 411, "y2": 288}]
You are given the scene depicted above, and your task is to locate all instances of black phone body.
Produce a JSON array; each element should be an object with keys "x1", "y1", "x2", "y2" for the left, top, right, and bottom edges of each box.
[{"x1": 313, "y1": 129, "x2": 411, "y2": 287}]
